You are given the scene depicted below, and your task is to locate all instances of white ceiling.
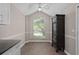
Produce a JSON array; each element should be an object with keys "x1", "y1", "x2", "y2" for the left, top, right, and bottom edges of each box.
[{"x1": 14, "y1": 3, "x2": 74, "y2": 16}]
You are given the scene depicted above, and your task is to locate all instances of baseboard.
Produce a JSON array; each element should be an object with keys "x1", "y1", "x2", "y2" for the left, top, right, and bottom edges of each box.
[
  {"x1": 64, "y1": 50, "x2": 71, "y2": 55},
  {"x1": 25, "y1": 40, "x2": 29, "y2": 43},
  {"x1": 50, "y1": 40, "x2": 52, "y2": 43},
  {"x1": 29, "y1": 39, "x2": 51, "y2": 42}
]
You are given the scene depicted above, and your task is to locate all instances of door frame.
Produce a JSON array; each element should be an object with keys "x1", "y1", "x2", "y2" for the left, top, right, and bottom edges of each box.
[{"x1": 75, "y1": 4, "x2": 79, "y2": 55}]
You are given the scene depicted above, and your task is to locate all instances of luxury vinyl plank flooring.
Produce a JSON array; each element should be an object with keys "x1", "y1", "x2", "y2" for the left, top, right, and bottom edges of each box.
[{"x1": 21, "y1": 42, "x2": 66, "y2": 55}]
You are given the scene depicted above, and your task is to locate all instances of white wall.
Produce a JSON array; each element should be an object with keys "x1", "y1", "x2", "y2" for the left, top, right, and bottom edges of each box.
[
  {"x1": 0, "y1": 4, "x2": 25, "y2": 41},
  {"x1": 65, "y1": 4, "x2": 76, "y2": 55},
  {"x1": 25, "y1": 11, "x2": 52, "y2": 42}
]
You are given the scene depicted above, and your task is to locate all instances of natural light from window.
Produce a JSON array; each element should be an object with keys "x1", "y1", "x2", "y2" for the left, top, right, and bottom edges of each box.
[{"x1": 33, "y1": 17, "x2": 45, "y2": 39}]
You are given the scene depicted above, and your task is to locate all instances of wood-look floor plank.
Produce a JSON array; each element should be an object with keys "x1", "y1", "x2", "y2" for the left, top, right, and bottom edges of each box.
[{"x1": 21, "y1": 42, "x2": 66, "y2": 55}]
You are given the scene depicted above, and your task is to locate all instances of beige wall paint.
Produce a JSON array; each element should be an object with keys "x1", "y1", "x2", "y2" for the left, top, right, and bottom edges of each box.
[
  {"x1": 25, "y1": 11, "x2": 52, "y2": 42},
  {"x1": 65, "y1": 4, "x2": 76, "y2": 54},
  {"x1": 0, "y1": 4, "x2": 25, "y2": 40}
]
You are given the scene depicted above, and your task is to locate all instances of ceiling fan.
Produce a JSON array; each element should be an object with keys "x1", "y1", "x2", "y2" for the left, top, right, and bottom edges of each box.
[{"x1": 38, "y1": 3, "x2": 48, "y2": 11}]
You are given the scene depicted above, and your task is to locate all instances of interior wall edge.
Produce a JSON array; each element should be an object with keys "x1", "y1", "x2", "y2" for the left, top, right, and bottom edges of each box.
[{"x1": 12, "y1": 4, "x2": 25, "y2": 16}]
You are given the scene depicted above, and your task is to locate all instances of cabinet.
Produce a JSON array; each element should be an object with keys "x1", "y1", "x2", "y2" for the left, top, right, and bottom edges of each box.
[
  {"x1": 52, "y1": 14, "x2": 65, "y2": 52},
  {"x1": 0, "y1": 4, "x2": 10, "y2": 24}
]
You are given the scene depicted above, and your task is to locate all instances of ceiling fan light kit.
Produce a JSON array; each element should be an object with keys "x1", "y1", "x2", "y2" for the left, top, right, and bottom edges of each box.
[
  {"x1": 38, "y1": 3, "x2": 42, "y2": 11},
  {"x1": 38, "y1": 7, "x2": 42, "y2": 11}
]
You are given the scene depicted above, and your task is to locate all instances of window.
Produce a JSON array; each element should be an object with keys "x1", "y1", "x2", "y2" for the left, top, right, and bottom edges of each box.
[{"x1": 33, "y1": 17, "x2": 45, "y2": 39}]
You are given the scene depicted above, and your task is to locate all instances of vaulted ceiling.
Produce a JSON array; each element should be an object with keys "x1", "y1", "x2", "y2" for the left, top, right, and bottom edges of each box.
[{"x1": 14, "y1": 3, "x2": 74, "y2": 16}]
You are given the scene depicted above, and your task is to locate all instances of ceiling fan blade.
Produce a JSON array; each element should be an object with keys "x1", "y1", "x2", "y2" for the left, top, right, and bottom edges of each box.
[{"x1": 41, "y1": 4, "x2": 48, "y2": 8}]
